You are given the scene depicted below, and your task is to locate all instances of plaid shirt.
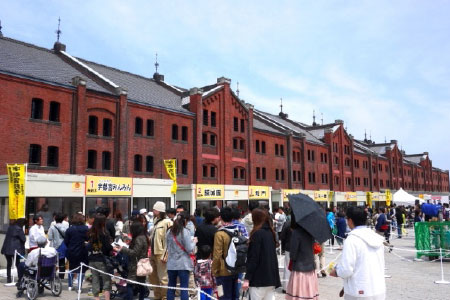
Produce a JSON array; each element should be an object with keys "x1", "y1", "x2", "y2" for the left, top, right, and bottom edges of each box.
[
  {"x1": 232, "y1": 220, "x2": 249, "y2": 238},
  {"x1": 194, "y1": 259, "x2": 215, "y2": 288}
]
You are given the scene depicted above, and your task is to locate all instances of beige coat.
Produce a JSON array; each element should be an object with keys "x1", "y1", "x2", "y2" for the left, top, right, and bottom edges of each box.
[
  {"x1": 150, "y1": 217, "x2": 173, "y2": 256},
  {"x1": 212, "y1": 230, "x2": 232, "y2": 277}
]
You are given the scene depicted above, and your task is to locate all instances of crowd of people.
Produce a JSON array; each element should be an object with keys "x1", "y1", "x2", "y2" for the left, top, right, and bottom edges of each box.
[{"x1": 2, "y1": 200, "x2": 448, "y2": 300}]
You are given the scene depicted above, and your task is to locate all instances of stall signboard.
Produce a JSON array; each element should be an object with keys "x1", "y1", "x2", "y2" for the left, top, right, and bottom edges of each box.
[
  {"x1": 7, "y1": 164, "x2": 26, "y2": 219},
  {"x1": 85, "y1": 176, "x2": 132, "y2": 196},
  {"x1": 345, "y1": 192, "x2": 357, "y2": 201},
  {"x1": 196, "y1": 184, "x2": 225, "y2": 200},
  {"x1": 314, "y1": 190, "x2": 329, "y2": 202},
  {"x1": 282, "y1": 189, "x2": 301, "y2": 201},
  {"x1": 249, "y1": 186, "x2": 270, "y2": 200}
]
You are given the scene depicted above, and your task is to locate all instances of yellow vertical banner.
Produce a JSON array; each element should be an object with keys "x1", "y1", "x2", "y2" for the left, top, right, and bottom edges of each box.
[
  {"x1": 366, "y1": 192, "x2": 373, "y2": 207},
  {"x1": 385, "y1": 189, "x2": 392, "y2": 207},
  {"x1": 164, "y1": 159, "x2": 177, "y2": 194},
  {"x1": 7, "y1": 164, "x2": 26, "y2": 220},
  {"x1": 328, "y1": 191, "x2": 334, "y2": 203}
]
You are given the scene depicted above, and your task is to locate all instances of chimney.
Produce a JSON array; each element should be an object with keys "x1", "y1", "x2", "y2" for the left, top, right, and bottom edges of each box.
[
  {"x1": 335, "y1": 119, "x2": 344, "y2": 124},
  {"x1": 153, "y1": 72, "x2": 164, "y2": 82},
  {"x1": 53, "y1": 41, "x2": 66, "y2": 52},
  {"x1": 217, "y1": 77, "x2": 231, "y2": 85},
  {"x1": 390, "y1": 139, "x2": 398, "y2": 144}
]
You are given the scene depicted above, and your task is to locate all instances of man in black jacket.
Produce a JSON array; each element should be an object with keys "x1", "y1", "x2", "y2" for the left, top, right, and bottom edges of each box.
[{"x1": 195, "y1": 208, "x2": 220, "y2": 258}]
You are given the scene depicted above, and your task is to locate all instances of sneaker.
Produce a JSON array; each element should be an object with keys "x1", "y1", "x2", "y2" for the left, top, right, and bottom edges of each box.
[{"x1": 68, "y1": 287, "x2": 72, "y2": 291}]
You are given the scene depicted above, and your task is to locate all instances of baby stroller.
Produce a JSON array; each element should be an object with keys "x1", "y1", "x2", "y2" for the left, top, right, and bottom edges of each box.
[
  {"x1": 17, "y1": 253, "x2": 62, "y2": 300},
  {"x1": 109, "y1": 252, "x2": 150, "y2": 299}
]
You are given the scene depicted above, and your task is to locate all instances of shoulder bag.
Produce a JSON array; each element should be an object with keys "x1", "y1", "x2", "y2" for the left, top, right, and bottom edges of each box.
[
  {"x1": 137, "y1": 240, "x2": 152, "y2": 276},
  {"x1": 173, "y1": 233, "x2": 196, "y2": 266}
]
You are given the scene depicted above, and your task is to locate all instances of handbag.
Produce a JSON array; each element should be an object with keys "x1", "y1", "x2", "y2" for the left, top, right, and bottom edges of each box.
[
  {"x1": 172, "y1": 234, "x2": 196, "y2": 266},
  {"x1": 313, "y1": 242, "x2": 322, "y2": 254},
  {"x1": 380, "y1": 224, "x2": 389, "y2": 231},
  {"x1": 136, "y1": 257, "x2": 153, "y2": 276},
  {"x1": 54, "y1": 226, "x2": 67, "y2": 259}
]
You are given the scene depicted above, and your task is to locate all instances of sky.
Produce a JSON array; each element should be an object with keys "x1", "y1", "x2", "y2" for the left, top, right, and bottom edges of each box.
[{"x1": 1, "y1": 0, "x2": 449, "y2": 170}]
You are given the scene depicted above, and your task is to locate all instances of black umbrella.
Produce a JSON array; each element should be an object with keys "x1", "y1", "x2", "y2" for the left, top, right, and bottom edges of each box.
[{"x1": 288, "y1": 193, "x2": 332, "y2": 244}]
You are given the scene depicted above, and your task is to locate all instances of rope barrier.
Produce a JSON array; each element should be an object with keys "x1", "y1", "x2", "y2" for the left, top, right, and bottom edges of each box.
[{"x1": 77, "y1": 263, "x2": 218, "y2": 300}]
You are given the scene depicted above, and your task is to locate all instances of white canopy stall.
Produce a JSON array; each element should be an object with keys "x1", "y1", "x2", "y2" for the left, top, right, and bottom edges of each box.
[{"x1": 393, "y1": 188, "x2": 423, "y2": 206}]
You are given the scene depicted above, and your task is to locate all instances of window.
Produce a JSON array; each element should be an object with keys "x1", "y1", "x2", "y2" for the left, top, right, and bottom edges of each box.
[
  {"x1": 49, "y1": 101, "x2": 60, "y2": 122},
  {"x1": 280, "y1": 145, "x2": 284, "y2": 156},
  {"x1": 102, "y1": 151, "x2": 111, "y2": 170},
  {"x1": 29, "y1": 144, "x2": 41, "y2": 165},
  {"x1": 335, "y1": 176, "x2": 339, "y2": 185},
  {"x1": 321, "y1": 173, "x2": 328, "y2": 184},
  {"x1": 378, "y1": 164, "x2": 382, "y2": 171},
  {"x1": 146, "y1": 119, "x2": 154, "y2": 136},
  {"x1": 233, "y1": 168, "x2": 238, "y2": 179},
  {"x1": 233, "y1": 138, "x2": 238, "y2": 150},
  {"x1": 334, "y1": 156, "x2": 339, "y2": 165},
  {"x1": 203, "y1": 110, "x2": 208, "y2": 126},
  {"x1": 240, "y1": 119, "x2": 245, "y2": 133},
  {"x1": 182, "y1": 126, "x2": 188, "y2": 141},
  {"x1": 346, "y1": 177, "x2": 352, "y2": 186},
  {"x1": 203, "y1": 165, "x2": 208, "y2": 178},
  {"x1": 240, "y1": 139, "x2": 245, "y2": 150},
  {"x1": 262, "y1": 141, "x2": 266, "y2": 154},
  {"x1": 275, "y1": 144, "x2": 279, "y2": 156},
  {"x1": 240, "y1": 168, "x2": 246, "y2": 179},
  {"x1": 181, "y1": 159, "x2": 188, "y2": 175},
  {"x1": 256, "y1": 167, "x2": 261, "y2": 180},
  {"x1": 333, "y1": 143, "x2": 338, "y2": 152},
  {"x1": 256, "y1": 140, "x2": 260, "y2": 153},
  {"x1": 135, "y1": 117, "x2": 143, "y2": 135},
  {"x1": 210, "y1": 134, "x2": 216, "y2": 146},
  {"x1": 30, "y1": 98, "x2": 43, "y2": 119},
  {"x1": 354, "y1": 159, "x2": 360, "y2": 168},
  {"x1": 293, "y1": 170, "x2": 297, "y2": 181},
  {"x1": 146, "y1": 156, "x2": 154, "y2": 173},
  {"x1": 320, "y1": 153, "x2": 328, "y2": 163},
  {"x1": 308, "y1": 172, "x2": 316, "y2": 183},
  {"x1": 172, "y1": 124, "x2": 178, "y2": 140},
  {"x1": 210, "y1": 165, "x2": 216, "y2": 178},
  {"x1": 355, "y1": 177, "x2": 361, "y2": 186},
  {"x1": 87, "y1": 150, "x2": 97, "y2": 169},
  {"x1": 345, "y1": 158, "x2": 351, "y2": 167},
  {"x1": 276, "y1": 169, "x2": 280, "y2": 181},
  {"x1": 103, "y1": 118, "x2": 112, "y2": 137},
  {"x1": 262, "y1": 168, "x2": 266, "y2": 180},
  {"x1": 89, "y1": 116, "x2": 98, "y2": 135},
  {"x1": 380, "y1": 180, "x2": 384, "y2": 188},
  {"x1": 233, "y1": 117, "x2": 238, "y2": 131},
  {"x1": 211, "y1": 112, "x2": 216, "y2": 127},
  {"x1": 134, "y1": 154, "x2": 142, "y2": 172},
  {"x1": 281, "y1": 169, "x2": 285, "y2": 181},
  {"x1": 363, "y1": 177, "x2": 369, "y2": 187},
  {"x1": 202, "y1": 133, "x2": 208, "y2": 145},
  {"x1": 295, "y1": 171, "x2": 301, "y2": 182},
  {"x1": 47, "y1": 146, "x2": 59, "y2": 167}
]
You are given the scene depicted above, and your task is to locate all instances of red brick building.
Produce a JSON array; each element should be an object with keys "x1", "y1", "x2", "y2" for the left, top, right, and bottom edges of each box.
[{"x1": 0, "y1": 36, "x2": 448, "y2": 200}]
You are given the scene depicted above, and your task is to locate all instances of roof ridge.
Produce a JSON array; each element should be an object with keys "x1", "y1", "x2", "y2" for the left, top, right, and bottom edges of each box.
[
  {"x1": 1, "y1": 37, "x2": 54, "y2": 54},
  {"x1": 78, "y1": 57, "x2": 157, "y2": 83}
]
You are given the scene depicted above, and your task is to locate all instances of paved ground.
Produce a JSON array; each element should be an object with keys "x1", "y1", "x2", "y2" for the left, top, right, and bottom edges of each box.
[{"x1": 1, "y1": 228, "x2": 449, "y2": 299}]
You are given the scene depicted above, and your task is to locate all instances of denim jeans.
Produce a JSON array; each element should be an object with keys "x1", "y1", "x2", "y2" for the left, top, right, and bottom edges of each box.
[
  {"x1": 167, "y1": 270, "x2": 190, "y2": 300},
  {"x1": 216, "y1": 274, "x2": 239, "y2": 300}
]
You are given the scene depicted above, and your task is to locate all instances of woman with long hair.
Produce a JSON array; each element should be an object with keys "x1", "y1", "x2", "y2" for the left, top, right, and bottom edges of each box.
[
  {"x1": 115, "y1": 221, "x2": 149, "y2": 300},
  {"x1": 285, "y1": 212, "x2": 319, "y2": 300},
  {"x1": 115, "y1": 211, "x2": 124, "y2": 238},
  {"x1": 166, "y1": 212, "x2": 195, "y2": 300},
  {"x1": 242, "y1": 208, "x2": 281, "y2": 300},
  {"x1": 87, "y1": 214, "x2": 113, "y2": 300},
  {"x1": 64, "y1": 213, "x2": 89, "y2": 290}
]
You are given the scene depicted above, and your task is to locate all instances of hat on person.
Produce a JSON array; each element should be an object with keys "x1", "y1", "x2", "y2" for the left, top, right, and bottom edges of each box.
[
  {"x1": 131, "y1": 209, "x2": 140, "y2": 217},
  {"x1": 153, "y1": 201, "x2": 166, "y2": 213},
  {"x1": 139, "y1": 208, "x2": 147, "y2": 215},
  {"x1": 37, "y1": 236, "x2": 48, "y2": 248}
]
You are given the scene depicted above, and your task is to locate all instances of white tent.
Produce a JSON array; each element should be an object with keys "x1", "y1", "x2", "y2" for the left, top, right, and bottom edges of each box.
[{"x1": 393, "y1": 188, "x2": 423, "y2": 206}]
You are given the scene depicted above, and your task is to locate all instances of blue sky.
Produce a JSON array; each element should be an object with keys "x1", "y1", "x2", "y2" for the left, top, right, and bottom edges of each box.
[{"x1": 1, "y1": 0, "x2": 449, "y2": 170}]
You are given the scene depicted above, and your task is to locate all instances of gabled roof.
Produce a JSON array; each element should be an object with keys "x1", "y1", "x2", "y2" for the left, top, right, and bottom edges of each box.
[
  {"x1": 307, "y1": 123, "x2": 341, "y2": 140},
  {"x1": 253, "y1": 117, "x2": 285, "y2": 135},
  {"x1": 78, "y1": 58, "x2": 191, "y2": 114},
  {"x1": 404, "y1": 153, "x2": 427, "y2": 164},
  {"x1": 0, "y1": 37, "x2": 110, "y2": 93},
  {"x1": 254, "y1": 110, "x2": 325, "y2": 145}
]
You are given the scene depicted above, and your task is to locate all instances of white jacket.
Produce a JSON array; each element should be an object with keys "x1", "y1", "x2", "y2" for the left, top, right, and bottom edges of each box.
[{"x1": 336, "y1": 226, "x2": 386, "y2": 300}]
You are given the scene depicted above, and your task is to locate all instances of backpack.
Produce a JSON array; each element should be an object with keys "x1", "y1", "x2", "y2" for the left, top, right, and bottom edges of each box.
[{"x1": 221, "y1": 228, "x2": 248, "y2": 274}]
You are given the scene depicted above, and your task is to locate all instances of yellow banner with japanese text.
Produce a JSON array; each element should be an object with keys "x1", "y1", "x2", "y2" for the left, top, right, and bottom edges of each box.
[
  {"x1": 249, "y1": 186, "x2": 270, "y2": 199},
  {"x1": 85, "y1": 176, "x2": 132, "y2": 196},
  {"x1": 164, "y1": 159, "x2": 177, "y2": 194},
  {"x1": 282, "y1": 189, "x2": 301, "y2": 201},
  {"x1": 385, "y1": 189, "x2": 392, "y2": 206},
  {"x1": 345, "y1": 192, "x2": 357, "y2": 201},
  {"x1": 7, "y1": 164, "x2": 26, "y2": 220},
  {"x1": 314, "y1": 190, "x2": 329, "y2": 202},
  {"x1": 196, "y1": 184, "x2": 225, "y2": 200}
]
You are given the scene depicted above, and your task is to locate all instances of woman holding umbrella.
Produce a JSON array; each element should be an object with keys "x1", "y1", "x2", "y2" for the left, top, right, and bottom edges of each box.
[{"x1": 286, "y1": 193, "x2": 331, "y2": 300}]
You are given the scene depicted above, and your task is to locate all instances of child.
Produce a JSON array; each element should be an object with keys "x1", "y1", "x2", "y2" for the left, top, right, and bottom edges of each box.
[{"x1": 194, "y1": 245, "x2": 215, "y2": 300}]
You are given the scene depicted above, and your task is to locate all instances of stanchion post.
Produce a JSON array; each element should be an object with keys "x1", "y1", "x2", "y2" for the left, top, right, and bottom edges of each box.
[
  {"x1": 197, "y1": 287, "x2": 201, "y2": 300},
  {"x1": 77, "y1": 264, "x2": 83, "y2": 300},
  {"x1": 434, "y1": 248, "x2": 450, "y2": 284}
]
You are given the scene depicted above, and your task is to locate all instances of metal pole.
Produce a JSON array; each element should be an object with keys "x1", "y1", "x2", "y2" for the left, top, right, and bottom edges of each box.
[
  {"x1": 434, "y1": 248, "x2": 450, "y2": 284},
  {"x1": 77, "y1": 264, "x2": 83, "y2": 300},
  {"x1": 197, "y1": 288, "x2": 201, "y2": 300}
]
